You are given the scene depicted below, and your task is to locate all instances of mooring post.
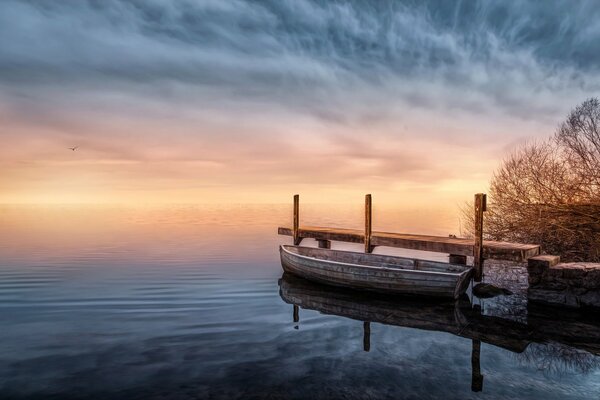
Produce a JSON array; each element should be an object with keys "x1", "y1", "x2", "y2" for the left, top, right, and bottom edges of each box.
[
  {"x1": 473, "y1": 193, "x2": 486, "y2": 282},
  {"x1": 363, "y1": 321, "x2": 371, "y2": 352},
  {"x1": 293, "y1": 194, "x2": 301, "y2": 245},
  {"x1": 449, "y1": 254, "x2": 468, "y2": 265},
  {"x1": 471, "y1": 339, "x2": 483, "y2": 392},
  {"x1": 365, "y1": 194, "x2": 373, "y2": 253},
  {"x1": 317, "y1": 239, "x2": 331, "y2": 249}
]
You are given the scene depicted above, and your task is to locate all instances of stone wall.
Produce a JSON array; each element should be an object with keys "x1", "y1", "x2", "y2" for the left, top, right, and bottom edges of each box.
[{"x1": 527, "y1": 255, "x2": 600, "y2": 308}]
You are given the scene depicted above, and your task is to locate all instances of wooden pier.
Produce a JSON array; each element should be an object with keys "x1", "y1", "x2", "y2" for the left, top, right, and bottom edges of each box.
[{"x1": 278, "y1": 194, "x2": 541, "y2": 281}]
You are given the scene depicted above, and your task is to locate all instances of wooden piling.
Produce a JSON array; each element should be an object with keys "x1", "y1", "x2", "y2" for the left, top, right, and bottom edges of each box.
[
  {"x1": 293, "y1": 194, "x2": 301, "y2": 245},
  {"x1": 365, "y1": 194, "x2": 373, "y2": 253},
  {"x1": 317, "y1": 239, "x2": 331, "y2": 249},
  {"x1": 473, "y1": 193, "x2": 487, "y2": 282},
  {"x1": 363, "y1": 321, "x2": 371, "y2": 352},
  {"x1": 449, "y1": 254, "x2": 468, "y2": 265}
]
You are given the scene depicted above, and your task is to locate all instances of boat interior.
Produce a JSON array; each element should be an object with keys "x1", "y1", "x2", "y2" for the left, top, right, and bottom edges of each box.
[{"x1": 282, "y1": 245, "x2": 472, "y2": 274}]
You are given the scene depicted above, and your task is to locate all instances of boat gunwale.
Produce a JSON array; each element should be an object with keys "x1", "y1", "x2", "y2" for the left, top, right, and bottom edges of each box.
[{"x1": 280, "y1": 245, "x2": 473, "y2": 278}]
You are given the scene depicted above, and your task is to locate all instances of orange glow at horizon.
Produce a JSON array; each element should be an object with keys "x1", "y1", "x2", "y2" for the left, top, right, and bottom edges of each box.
[{"x1": 0, "y1": 91, "x2": 549, "y2": 208}]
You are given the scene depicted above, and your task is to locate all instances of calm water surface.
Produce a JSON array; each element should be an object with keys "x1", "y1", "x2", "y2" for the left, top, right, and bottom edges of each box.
[{"x1": 0, "y1": 205, "x2": 599, "y2": 399}]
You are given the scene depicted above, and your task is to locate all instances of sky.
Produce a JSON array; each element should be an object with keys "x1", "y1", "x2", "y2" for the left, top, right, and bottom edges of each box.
[{"x1": 1, "y1": 0, "x2": 600, "y2": 206}]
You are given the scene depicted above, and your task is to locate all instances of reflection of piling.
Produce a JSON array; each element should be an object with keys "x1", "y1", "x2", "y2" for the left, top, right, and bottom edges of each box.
[
  {"x1": 293, "y1": 305, "x2": 299, "y2": 323},
  {"x1": 363, "y1": 321, "x2": 371, "y2": 352},
  {"x1": 471, "y1": 339, "x2": 483, "y2": 392}
]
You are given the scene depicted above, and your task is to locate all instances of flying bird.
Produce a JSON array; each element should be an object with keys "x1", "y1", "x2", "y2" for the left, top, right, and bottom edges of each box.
[{"x1": 68, "y1": 146, "x2": 79, "y2": 151}]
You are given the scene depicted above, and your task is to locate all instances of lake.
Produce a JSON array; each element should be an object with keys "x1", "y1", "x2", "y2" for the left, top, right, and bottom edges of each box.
[{"x1": 1, "y1": 205, "x2": 599, "y2": 399}]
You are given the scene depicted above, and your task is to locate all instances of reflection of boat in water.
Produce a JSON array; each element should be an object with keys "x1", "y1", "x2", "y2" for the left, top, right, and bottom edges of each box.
[
  {"x1": 280, "y1": 245, "x2": 473, "y2": 299},
  {"x1": 280, "y1": 271, "x2": 471, "y2": 335},
  {"x1": 279, "y1": 273, "x2": 490, "y2": 391},
  {"x1": 279, "y1": 273, "x2": 529, "y2": 353},
  {"x1": 279, "y1": 273, "x2": 600, "y2": 392}
]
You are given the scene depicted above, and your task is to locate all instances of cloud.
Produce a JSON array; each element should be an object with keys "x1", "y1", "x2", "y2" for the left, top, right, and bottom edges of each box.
[
  {"x1": 2, "y1": 1, "x2": 599, "y2": 112},
  {"x1": 0, "y1": 0, "x2": 599, "y2": 202}
]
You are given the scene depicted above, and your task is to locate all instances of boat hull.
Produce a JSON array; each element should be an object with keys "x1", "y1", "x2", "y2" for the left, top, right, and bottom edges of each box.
[{"x1": 280, "y1": 245, "x2": 473, "y2": 299}]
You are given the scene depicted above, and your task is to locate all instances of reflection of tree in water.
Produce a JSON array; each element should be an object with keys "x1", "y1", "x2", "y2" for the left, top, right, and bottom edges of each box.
[
  {"x1": 479, "y1": 261, "x2": 600, "y2": 376},
  {"x1": 515, "y1": 342, "x2": 600, "y2": 375}
]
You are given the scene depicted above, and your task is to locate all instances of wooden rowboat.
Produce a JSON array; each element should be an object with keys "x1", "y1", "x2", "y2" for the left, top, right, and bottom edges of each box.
[{"x1": 279, "y1": 245, "x2": 474, "y2": 299}]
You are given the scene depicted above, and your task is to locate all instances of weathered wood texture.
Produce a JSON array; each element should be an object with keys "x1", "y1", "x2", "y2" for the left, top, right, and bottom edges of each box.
[
  {"x1": 317, "y1": 239, "x2": 331, "y2": 249},
  {"x1": 365, "y1": 194, "x2": 373, "y2": 253},
  {"x1": 280, "y1": 245, "x2": 474, "y2": 299},
  {"x1": 449, "y1": 254, "x2": 468, "y2": 265},
  {"x1": 473, "y1": 193, "x2": 486, "y2": 282},
  {"x1": 293, "y1": 194, "x2": 301, "y2": 245},
  {"x1": 528, "y1": 255, "x2": 560, "y2": 269},
  {"x1": 278, "y1": 226, "x2": 540, "y2": 262}
]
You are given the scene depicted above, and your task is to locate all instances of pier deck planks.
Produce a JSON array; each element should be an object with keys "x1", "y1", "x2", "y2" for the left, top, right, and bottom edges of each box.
[{"x1": 278, "y1": 226, "x2": 540, "y2": 262}]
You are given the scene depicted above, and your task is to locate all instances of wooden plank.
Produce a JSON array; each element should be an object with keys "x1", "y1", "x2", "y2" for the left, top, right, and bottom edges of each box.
[
  {"x1": 373, "y1": 231, "x2": 471, "y2": 254},
  {"x1": 285, "y1": 265, "x2": 463, "y2": 285},
  {"x1": 365, "y1": 194, "x2": 373, "y2": 253},
  {"x1": 527, "y1": 255, "x2": 560, "y2": 269},
  {"x1": 473, "y1": 193, "x2": 486, "y2": 282},
  {"x1": 277, "y1": 226, "x2": 540, "y2": 262},
  {"x1": 483, "y1": 244, "x2": 540, "y2": 262},
  {"x1": 279, "y1": 226, "x2": 364, "y2": 243}
]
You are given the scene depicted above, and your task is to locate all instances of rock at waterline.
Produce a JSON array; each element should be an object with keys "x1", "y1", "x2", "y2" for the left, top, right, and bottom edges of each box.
[{"x1": 473, "y1": 283, "x2": 513, "y2": 298}]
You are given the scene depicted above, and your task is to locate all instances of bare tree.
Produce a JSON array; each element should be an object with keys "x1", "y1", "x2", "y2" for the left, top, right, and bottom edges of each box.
[
  {"x1": 556, "y1": 97, "x2": 600, "y2": 196},
  {"x1": 462, "y1": 98, "x2": 600, "y2": 261}
]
